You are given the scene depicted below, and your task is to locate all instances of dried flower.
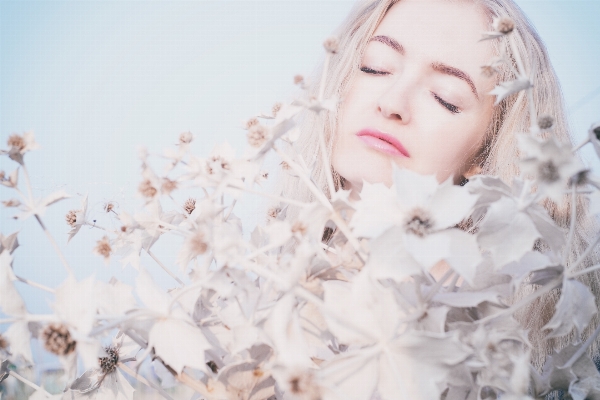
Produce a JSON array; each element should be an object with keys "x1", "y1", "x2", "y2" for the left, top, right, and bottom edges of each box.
[
  {"x1": 494, "y1": 16, "x2": 515, "y2": 34},
  {"x1": 294, "y1": 75, "x2": 305, "y2": 86},
  {"x1": 247, "y1": 124, "x2": 270, "y2": 148},
  {"x1": 65, "y1": 210, "x2": 78, "y2": 227},
  {"x1": 188, "y1": 230, "x2": 208, "y2": 256},
  {"x1": 0, "y1": 171, "x2": 5, "y2": 181},
  {"x1": 2, "y1": 199, "x2": 20, "y2": 207},
  {"x1": 481, "y1": 65, "x2": 499, "y2": 78},
  {"x1": 104, "y1": 202, "x2": 115, "y2": 213},
  {"x1": 138, "y1": 179, "x2": 158, "y2": 198},
  {"x1": 538, "y1": 115, "x2": 555, "y2": 130},
  {"x1": 93, "y1": 236, "x2": 112, "y2": 262},
  {"x1": 161, "y1": 178, "x2": 178, "y2": 195},
  {"x1": 179, "y1": 131, "x2": 193, "y2": 144},
  {"x1": 245, "y1": 117, "x2": 260, "y2": 130},
  {"x1": 183, "y1": 198, "x2": 196, "y2": 215},
  {"x1": 280, "y1": 161, "x2": 291, "y2": 170},
  {"x1": 405, "y1": 207, "x2": 434, "y2": 237},
  {"x1": 267, "y1": 207, "x2": 280, "y2": 220},
  {"x1": 0, "y1": 334, "x2": 8, "y2": 351},
  {"x1": 272, "y1": 102, "x2": 283, "y2": 117},
  {"x1": 7, "y1": 134, "x2": 26, "y2": 152},
  {"x1": 99, "y1": 345, "x2": 120, "y2": 374},
  {"x1": 323, "y1": 36, "x2": 339, "y2": 54},
  {"x1": 42, "y1": 323, "x2": 77, "y2": 356}
]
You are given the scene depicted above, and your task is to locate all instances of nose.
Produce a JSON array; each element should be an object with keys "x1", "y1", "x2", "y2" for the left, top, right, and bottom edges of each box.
[{"x1": 377, "y1": 77, "x2": 411, "y2": 124}]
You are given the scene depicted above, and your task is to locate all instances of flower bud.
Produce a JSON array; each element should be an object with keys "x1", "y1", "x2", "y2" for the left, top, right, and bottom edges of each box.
[{"x1": 42, "y1": 324, "x2": 77, "y2": 356}]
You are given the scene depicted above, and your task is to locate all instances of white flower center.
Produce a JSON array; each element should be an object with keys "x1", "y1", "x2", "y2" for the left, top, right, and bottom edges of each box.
[{"x1": 405, "y1": 208, "x2": 433, "y2": 237}]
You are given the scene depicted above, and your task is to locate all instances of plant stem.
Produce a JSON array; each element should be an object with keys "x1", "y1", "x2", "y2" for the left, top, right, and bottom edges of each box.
[
  {"x1": 9, "y1": 371, "x2": 53, "y2": 398},
  {"x1": 176, "y1": 371, "x2": 212, "y2": 398},
  {"x1": 573, "y1": 138, "x2": 591, "y2": 153},
  {"x1": 227, "y1": 183, "x2": 310, "y2": 209},
  {"x1": 20, "y1": 164, "x2": 34, "y2": 202},
  {"x1": 423, "y1": 269, "x2": 455, "y2": 303},
  {"x1": 34, "y1": 214, "x2": 73, "y2": 275},
  {"x1": 563, "y1": 320, "x2": 600, "y2": 369},
  {"x1": 568, "y1": 263, "x2": 600, "y2": 279},
  {"x1": 119, "y1": 364, "x2": 174, "y2": 400},
  {"x1": 564, "y1": 183, "x2": 577, "y2": 266},
  {"x1": 568, "y1": 233, "x2": 600, "y2": 273},
  {"x1": 15, "y1": 274, "x2": 55, "y2": 293},
  {"x1": 146, "y1": 249, "x2": 185, "y2": 286}
]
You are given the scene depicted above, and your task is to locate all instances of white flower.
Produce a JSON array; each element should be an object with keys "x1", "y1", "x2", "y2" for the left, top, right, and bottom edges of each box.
[
  {"x1": 351, "y1": 167, "x2": 481, "y2": 282},
  {"x1": 518, "y1": 134, "x2": 585, "y2": 203},
  {"x1": 0, "y1": 131, "x2": 40, "y2": 165},
  {"x1": 66, "y1": 194, "x2": 89, "y2": 243},
  {"x1": 489, "y1": 77, "x2": 532, "y2": 105}
]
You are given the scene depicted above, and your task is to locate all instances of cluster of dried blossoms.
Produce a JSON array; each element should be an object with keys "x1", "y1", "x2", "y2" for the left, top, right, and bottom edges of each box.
[{"x1": 2, "y1": 22, "x2": 600, "y2": 400}]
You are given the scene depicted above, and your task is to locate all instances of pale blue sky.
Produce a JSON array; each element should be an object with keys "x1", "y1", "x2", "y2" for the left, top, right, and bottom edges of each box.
[{"x1": 1, "y1": 1, "x2": 599, "y2": 326}]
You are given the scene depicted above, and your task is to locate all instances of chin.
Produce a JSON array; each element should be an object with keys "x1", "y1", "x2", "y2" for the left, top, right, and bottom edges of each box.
[{"x1": 334, "y1": 153, "x2": 394, "y2": 190}]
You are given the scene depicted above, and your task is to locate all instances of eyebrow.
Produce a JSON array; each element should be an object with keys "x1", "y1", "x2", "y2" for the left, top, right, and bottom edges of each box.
[{"x1": 369, "y1": 35, "x2": 480, "y2": 101}]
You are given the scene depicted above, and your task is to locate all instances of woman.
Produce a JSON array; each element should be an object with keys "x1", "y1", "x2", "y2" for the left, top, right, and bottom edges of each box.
[{"x1": 275, "y1": 0, "x2": 600, "y2": 372}]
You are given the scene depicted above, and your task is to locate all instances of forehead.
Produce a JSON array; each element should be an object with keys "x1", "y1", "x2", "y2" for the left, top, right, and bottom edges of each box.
[{"x1": 373, "y1": 0, "x2": 493, "y2": 65}]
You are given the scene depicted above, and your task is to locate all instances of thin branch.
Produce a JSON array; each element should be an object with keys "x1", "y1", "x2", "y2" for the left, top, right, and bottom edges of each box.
[
  {"x1": 20, "y1": 164, "x2": 34, "y2": 202},
  {"x1": 563, "y1": 320, "x2": 600, "y2": 369},
  {"x1": 15, "y1": 274, "x2": 55, "y2": 293},
  {"x1": 572, "y1": 137, "x2": 590, "y2": 153},
  {"x1": 146, "y1": 249, "x2": 185, "y2": 287},
  {"x1": 34, "y1": 214, "x2": 73, "y2": 275},
  {"x1": 119, "y1": 363, "x2": 174, "y2": 400},
  {"x1": 9, "y1": 371, "x2": 53, "y2": 398}
]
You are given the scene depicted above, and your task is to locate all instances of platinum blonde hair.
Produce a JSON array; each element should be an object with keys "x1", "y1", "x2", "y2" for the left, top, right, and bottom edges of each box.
[{"x1": 274, "y1": 0, "x2": 600, "y2": 368}]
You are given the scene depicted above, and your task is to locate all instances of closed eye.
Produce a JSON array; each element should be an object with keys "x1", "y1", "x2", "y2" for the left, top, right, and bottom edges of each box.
[
  {"x1": 432, "y1": 93, "x2": 461, "y2": 114},
  {"x1": 360, "y1": 66, "x2": 388, "y2": 76}
]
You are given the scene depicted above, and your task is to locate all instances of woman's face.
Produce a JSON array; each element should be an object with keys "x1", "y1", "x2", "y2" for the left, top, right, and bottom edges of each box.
[{"x1": 333, "y1": 0, "x2": 496, "y2": 193}]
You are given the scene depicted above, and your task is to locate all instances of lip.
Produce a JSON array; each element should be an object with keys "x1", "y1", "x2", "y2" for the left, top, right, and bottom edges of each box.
[{"x1": 355, "y1": 128, "x2": 410, "y2": 157}]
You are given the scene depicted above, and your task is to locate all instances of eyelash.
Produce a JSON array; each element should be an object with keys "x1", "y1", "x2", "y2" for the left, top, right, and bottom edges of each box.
[{"x1": 360, "y1": 66, "x2": 461, "y2": 115}]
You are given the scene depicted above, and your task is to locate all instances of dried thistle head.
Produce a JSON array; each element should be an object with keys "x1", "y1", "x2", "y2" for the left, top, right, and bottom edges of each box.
[
  {"x1": 245, "y1": 117, "x2": 260, "y2": 130},
  {"x1": 287, "y1": 369, "x2": 321, "y2": 400},
  {"x1": 323, "y1": 36, "x2": 339, "y2": 54},
  {"x1": 42, "y1": 324, "x2": 77, "y2": 356},
  {"x1": 104, "y1": 202, "x2": 115, "y2": 213},
  {"x1": 247, "y1": 124, "x2": 270, "y2": 148},
  {"x1": 291, "y1": 221, "x2": 307, "y2": 237},
  {"x1": 99, "y1": 345, "x2": 119, "y2": 374},
  {"x1": 183, "y1": 198, "x2": 196, "y2": 215},
  {"x1": 93, "y1": 236, "x2": 112, "y2": 262},
  {"x1": 272, "y1": 102, "x2": 283, "y2": 117},
  {"x1": 405, "y1": 207, "x2": 434, "y2": 237},
  {"x1": 7, "y1": 134, "x2": 26, "y2": 151},
  {"x1": 189, "y1": 230, "x2": 209, "y2": 256},
  {"x1": 280, "y1": 161, "x2": 291, "y2": 170},
  {"x1": 0, "y1": 334, "x2": 8, "y2": 351},
  {"x1": 293, "y1": 74, "x2": 305, "y2": 86},
  {"x1": 161, "y1": 178, "x2": 178, "y2": 195},
  {"x1": 494, "y1": 16, "x2": 515, "y2": 34},
  {"x1": 179, "y1": 131, "x2": 193, "y2": 144},
  {"x1": 481, "y1": 65, "x2": 499, "y2": 78},
  {"x1": 538, "y1": 115, "x2": 555, "y2": 130},
  {"x1": 65, "y1": 210, "x2": 78, "y2": 227},
  {"x1": 138, "y1": 179, "x2": 158, "y2": 198},
  {"x1": 267, "y1": 207, "x2": 280, "y2": 221}
]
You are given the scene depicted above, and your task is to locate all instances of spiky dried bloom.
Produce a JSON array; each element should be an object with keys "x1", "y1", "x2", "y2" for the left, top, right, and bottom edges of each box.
[
  {"x1": 272, "y1": 102, "x2": 283, "y2": 117},
  {"x1": 293, "y1": 75, "x2": 305, "y2": 86},
  {"x1": 287, "y1": 369, "x2": 321, "y2": 400},
  {"x1": 323, "y1": 36, "x2": 339, "y2": 54},
  {"x1": 245, "y1": 117, "x2": 260, "y2": 130},
  {"x1": 65, "y1": 210, "x2": 78, "y2": 227},
  {"x1": 280, "y1": 161, "x2": 291, "y2": 170},
  {"x1": 93, "y1": 236, "x2": 112, "y2": 262},
  {"x1": 179, "y1": 131, "x2": 193, "y2": 144},
  {"x1": 2, "y1": 199, "x2": 20, "y2": 207},
  {"x1": 247, "y1": 124, "x2": 270, "y2": 148},
  {"x1": 189, "y1": 231, "x2": 209, "y2": 256},
  {"x1": 481, "y1": 65, "x2": 499, "y2": 78},
  {"x1": 138, "y1": 179, "x2": 158, "y2": 198},
  {"x1": 183, "y1": 198, "x2": 196, "y2": 215},
  {"x1": 538, "y1": 115, "x2": 555, "y2": 130},
  {"x1": 405, "y1": 207, "x2": 434, "y2": 237},
  {"x1": 291, "y1": 221, "x2": 307, "y2": 237},
  {"x1": 161, "y1": 178, "x2": 178, "y2": 195},
  {"x1": 104, "y1": 202, "x2": 115, "y2": 213},
  {"x1": 494, "y1": 17, "x2": 515, "y2": 34},
  {"x1": 42, "y1": 324, "x2": 77, "y2": 356},
  {"x1": 99, "y1": 345, "x2": 119, "y2": 374},
  {"x1": 7, "y1": 134, "x2": 26, "y2": 152},
  {"x1": 0, "y1": 334, "x2": 8, "y2": 351},
  {"x1": 538, "y1": 160, "x2": 560, "y2": 183},
  {"x1": 267, "y1": 207, "x2": 280, "y2": 220}
]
